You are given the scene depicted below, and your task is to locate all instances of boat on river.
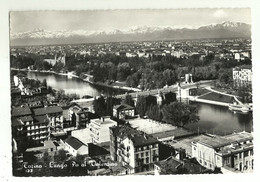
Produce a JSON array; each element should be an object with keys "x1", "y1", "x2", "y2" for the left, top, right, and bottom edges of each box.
[{"x1": 229, "y1": 104, "x2": 250, "y2": 113}]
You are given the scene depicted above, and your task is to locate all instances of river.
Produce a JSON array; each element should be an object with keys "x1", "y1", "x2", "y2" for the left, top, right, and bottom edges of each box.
[
  {"x1": 27, "y1": 71, "x2": 253, "y2": 136},
  {"x1": 27, "y1": 71, "x2": 126, "y2": 97}
]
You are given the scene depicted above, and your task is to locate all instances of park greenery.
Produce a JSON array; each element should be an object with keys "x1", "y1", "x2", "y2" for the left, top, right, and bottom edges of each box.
[
  {"x1": 92, "y1": 92, "x2": 198, "y2": 127},
  {"x1": 10, "y1": 52, "x2": 251, "y2": 91}
]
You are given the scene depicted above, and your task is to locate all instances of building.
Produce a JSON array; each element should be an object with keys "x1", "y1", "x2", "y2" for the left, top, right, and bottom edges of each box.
[
  {"x1": 89, "y1": 117, "x2": 117, "y2": 144},
  {"x1": 234, "y1": 52, "x2": 241, "y2": 60},
  {"x1": 12, "y1": 115, "x2": 51, "y2": 146},
  {"x1": 154, "y1": 156, "x2": 208, "y2": 175},
  {"x1": 110, "y1": 125, "x2": 160, "y2": 174},
  {"x1": 25, "y1": 140, "x2": 62, "y2": 158},
  {"x1": 191, "y1": 132, "x2": 253, "y2": 173},
  {"x1": 151, "y1": 128, "x2": 196, "y2": 142},
  {"x1": 233, "y1": 65, "x2": 252, "y2": 88},
  {"x1": 43, "y1": 53, "x2": 66, "y2": 66},
  {"x1": 113, "y1": 104, "x2": 135, "y2": 119},
  {"x1": 68, "y1": 103, "x2": 90, "y2": 128},
  {"x1": 33, "y1": 106, "x2": 63, "y2": 133},
  {"x1": 62, "y1": 136, "x2": 88, "y2": 156}
]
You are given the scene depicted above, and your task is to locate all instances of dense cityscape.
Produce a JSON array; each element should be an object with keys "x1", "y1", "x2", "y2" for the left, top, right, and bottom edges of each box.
[{"x1": 10, "y1": 10, "x2": 253, "y2": 176}]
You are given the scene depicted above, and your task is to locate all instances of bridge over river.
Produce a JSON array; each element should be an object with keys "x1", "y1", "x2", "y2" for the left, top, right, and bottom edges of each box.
[{"x1": 115, "y1": 80, "x2": 213, "y2": 99}]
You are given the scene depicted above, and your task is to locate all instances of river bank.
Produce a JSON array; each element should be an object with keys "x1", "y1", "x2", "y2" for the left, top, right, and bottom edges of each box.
[{"x1": 12, "y1": 68, "x2": 141, "y2": 93}]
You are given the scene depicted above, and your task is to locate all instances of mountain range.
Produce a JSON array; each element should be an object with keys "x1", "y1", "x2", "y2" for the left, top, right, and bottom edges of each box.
[{"x1": 10, "y1": 21, "x2": 251, "y2": 46}]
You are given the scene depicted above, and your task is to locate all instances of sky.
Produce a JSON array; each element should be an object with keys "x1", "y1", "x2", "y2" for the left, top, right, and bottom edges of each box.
[{"x1": 10, "y1": 8, "x2": 251, "y2": 34}]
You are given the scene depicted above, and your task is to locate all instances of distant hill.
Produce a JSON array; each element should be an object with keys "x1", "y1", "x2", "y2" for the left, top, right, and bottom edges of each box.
[{"x1": 10, "y1": 21, "x2": 251, "y2": 46}]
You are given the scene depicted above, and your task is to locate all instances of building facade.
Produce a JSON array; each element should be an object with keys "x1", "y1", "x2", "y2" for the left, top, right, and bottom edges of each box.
[
  {"x1": 33, "y1": 106, "x2": 64, "y2": 133},
  {"x1": 191, "y1": 132, "x2": 253, "y2": 173},
  {"x1": 110, "y1": 125, "x2": 160, "y2": 174},
  {"x1": 233, "y1": 65, "x2": 252, "y2": 88},
  {"x1": 89, "y1": 117, "x2": 117, "y2": 144},
  {"x1": 113, "y1": 104, "x2": 135, "y2": 119}
]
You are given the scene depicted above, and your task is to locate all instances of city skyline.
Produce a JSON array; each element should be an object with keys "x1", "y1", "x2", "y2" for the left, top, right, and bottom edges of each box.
[{"x1": 10, "y1": 8, "x2": 251, "y2": 34}]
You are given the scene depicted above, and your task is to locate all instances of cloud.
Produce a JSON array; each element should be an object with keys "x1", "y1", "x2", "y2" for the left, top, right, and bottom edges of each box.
[{"x1": 213, "y1": 9, "x2": 227, "y2": 18}]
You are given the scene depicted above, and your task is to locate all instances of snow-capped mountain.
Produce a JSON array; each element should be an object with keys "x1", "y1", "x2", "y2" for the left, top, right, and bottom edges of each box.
[{"x1": 10, "y1": 21, "x2": 251, "y2": 46}]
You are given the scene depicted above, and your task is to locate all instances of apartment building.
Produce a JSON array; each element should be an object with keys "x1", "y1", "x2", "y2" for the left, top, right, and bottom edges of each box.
[
  {"x1": 113, "y1": 103, "x2": 135, "y2": 120},
  {"x1": 191, "y1": 132, "x2": 253, "y2": 173},
  {"x1": 233, "y1": 65, "x2": 252, "y2": 88},
  {"x1": 33, "y1": 106, "x2": 63, "y2": 133},
  {"x1": 110, "y1": 125, "x2": 159, "y2": 174},
  {"x1": 89, "y1": 117, "x2": 117, "y2": 144},
  {"x1": 12, "y1": 112, "x2": 50, "y2": 146}
]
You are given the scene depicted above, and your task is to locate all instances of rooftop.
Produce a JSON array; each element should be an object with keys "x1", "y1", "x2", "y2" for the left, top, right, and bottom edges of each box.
[
  {"x1": 33, "y1": 106, "x2": 63, "y2": 116},
  {"x1": 128, "y1": 133, "x2": 158, "y2": 147},
  {"x1": 167, "y1": 135, "x2": 212, "y2": 156},
  {"x1": 152, "y1": 128, "x2": 195, "y2": 140},
  {"x1": 26, "y1": 140, "x2": 57, "y2": 152},
  {"x1": 12, "y1": 118, "x2": 24, "y2": 127},
  {"x1": 155, "y1": 157, "x2": 207, "y2": 174},
  {"x1": 12, "y1": 106, "x2": 32, "y2": 117},
  {"x1": 155, "y1": 156, "x2": 182, "y2": 173},
  {"x1": 91, "y1": 117, "x2": 117, "y2": 125},
  {"x1": 110, "y1": 125, "x2": 140, "y2": 139},
  {"x1": 18, "y1": 115, "x2": 34, "y2": 123},
  {"x1": 113, "y1": 103, "x2": 134, "y2": 111},
  {"x1": 197, "y1": 132, "x2": 253, "y2": 149},
  {"x1": 33, "y1": 115, "x2": 50, "y2": 124},
  {"x1": 64, "y1": 136, "x2": 87, "y2": 150}
]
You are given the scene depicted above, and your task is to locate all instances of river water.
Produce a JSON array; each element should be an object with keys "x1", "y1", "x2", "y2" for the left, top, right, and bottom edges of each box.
[
  {"x1": 27, "y1": 71, "x2": 126, "y2": 97},
  {"x1": 27, "y1": 71, "x2": 253, "y2": 136}
]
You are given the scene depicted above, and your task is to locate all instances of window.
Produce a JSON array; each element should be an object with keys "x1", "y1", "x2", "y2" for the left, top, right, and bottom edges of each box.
[
  {"x1": 204, "y1": 162, "x2": 207, "y2": 166},
  {"x1": 146, "y1": 157, "x2": 149, "y2": 164},
  {"x1": 153, "y1": 150, "x2": 157, "y2": 155},
  {"x1": 244, "y1": 151, "x2": 249, "y2": 157},
  {"x1": 146, "y1": 152, "x2": 149, "y2": 156},
  {"x1": 193, "y1": 147, "x2": 196, "y2": 151},
  {"x1": 141, "y1": 153, "x2": 144, "y2": 157}
]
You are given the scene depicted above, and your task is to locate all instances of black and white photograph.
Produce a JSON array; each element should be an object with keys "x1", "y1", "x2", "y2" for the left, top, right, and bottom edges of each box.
[{"x1": 1, "y1": 0, "x2": 259, "y2": 180}]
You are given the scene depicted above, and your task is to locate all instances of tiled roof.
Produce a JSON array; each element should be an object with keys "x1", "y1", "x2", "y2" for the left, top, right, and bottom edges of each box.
[
  {"x1": 19, "y1": 115, "x2": 34, "y2": 123},
  {"x1": 111, "y1": 125, "x2": 139, "y2": 139},
  {"x1": 33, "y1": 106, "x2": 63, "y2": 116},
  {"x1": 130, "y1": 134, "x2": 158, "y2": 147},
  {"x1": 64, "y1": 136, "x2": 86, "y2": 150},
  {"x1": 33, "y1": 115, "x2": 49, "y2": 124},
  {"x1": 198, "y1": 132, "x2": 253, "y2": 149},
  {"x1": 113, "y1": 103, "x2": 134, "y2": 111},
  {"x1": 12, "y1": 106, "x2": 32, "y2": 117},
  {"x1": 197, "y1": 137, "x2": 230, "y2": 149},
  {"x1": 155, "y1": 157, "x2": 207, "y2": 174},
  {"x1": 155, "y1": 156, "x2": 182, "y2": 171},
  {"x1": 12, "y1": 118, "x2": 24, "y2": 127},
  {"x1": 152, "y1": 128, "x2": 194, "y2": 140}
]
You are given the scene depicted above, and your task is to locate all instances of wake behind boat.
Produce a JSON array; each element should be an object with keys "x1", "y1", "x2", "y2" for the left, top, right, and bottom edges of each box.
[{"x1": 229, "y1": 104, "x2": 250, "y2": 113}]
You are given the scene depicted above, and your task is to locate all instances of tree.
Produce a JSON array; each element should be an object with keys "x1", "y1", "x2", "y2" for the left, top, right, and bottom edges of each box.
[
  {"x1": 93, "y1": 96, "x2": 106, "y2": 117},
  {"x1": 42, "y1": 79, "x2": 47, "y2": 87},
  {"x1": 117, "y1": 62, "x2": 131, "y2": 81},
  {"x1": 123, "y1": 94, "x2": 135, "y2": 107},
  {"x1": 136, "y1": 96, "x2": 147, "y2": 118},
  {"x1": 54, "y1": 149, "x2": 67, "y2": 162},
  {"x1": 161, "y1": 102, "x2": 199, "y2": 127},
  {"x1": 163, "y1": 92, "x2": 177, "y2": 105},
  {"x1": 146, "y1": 105, "x2": 162, "y2": 122}
]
